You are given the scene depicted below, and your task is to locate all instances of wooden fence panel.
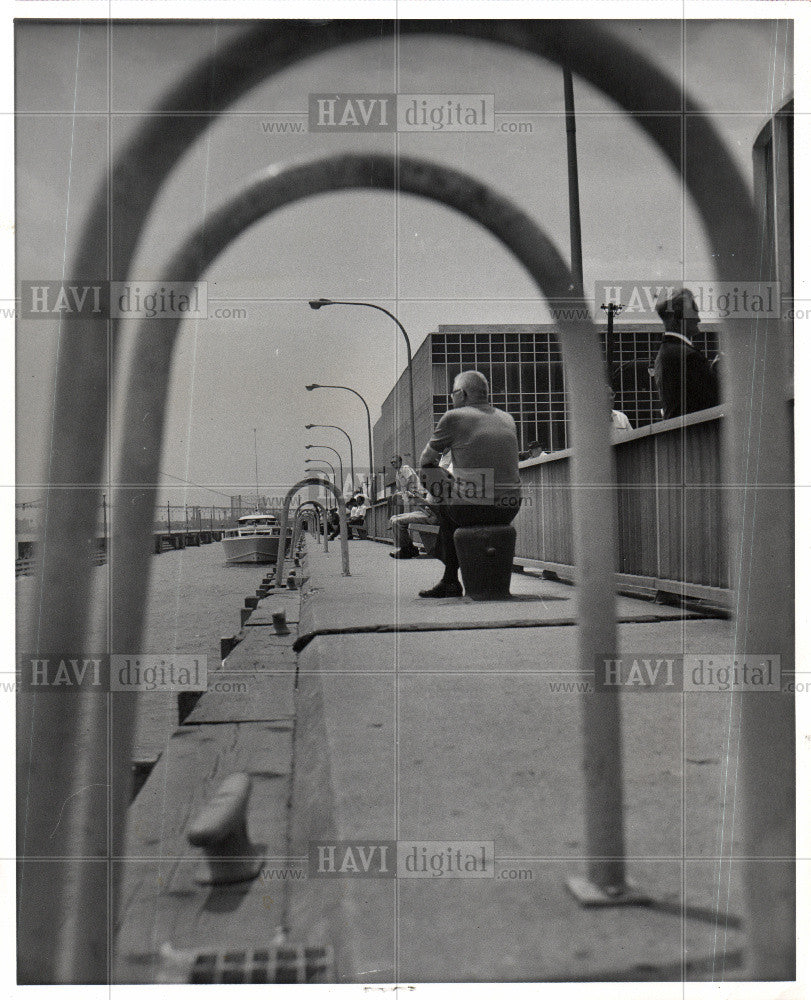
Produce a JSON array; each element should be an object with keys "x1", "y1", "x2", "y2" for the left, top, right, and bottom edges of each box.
[{"x1": 514, "y1": 411, "x2": 727, "y2": 597}]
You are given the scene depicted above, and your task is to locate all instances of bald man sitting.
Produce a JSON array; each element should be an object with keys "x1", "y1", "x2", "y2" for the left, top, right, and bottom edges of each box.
[{"x1": 417, "y1": 370, "x2": 522, "y2": 598}]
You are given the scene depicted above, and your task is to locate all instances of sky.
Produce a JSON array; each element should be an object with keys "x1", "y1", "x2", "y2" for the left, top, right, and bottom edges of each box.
[{"x1": 15, "y1": 17, "x2": 793, "y2": 510}]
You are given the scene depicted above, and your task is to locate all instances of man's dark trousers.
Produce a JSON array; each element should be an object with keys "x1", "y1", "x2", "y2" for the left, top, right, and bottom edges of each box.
[{"x1": 434, "y1": 501, "x2": 521, "y2": 584}]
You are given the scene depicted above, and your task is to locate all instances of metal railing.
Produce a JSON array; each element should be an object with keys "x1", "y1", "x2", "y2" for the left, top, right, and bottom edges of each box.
[
  {"x1": 365, "y1": 495, "x2": 399, "y2": 541},
  {"x1": 157, "y1": 505, "x2": 238, "y2": 532},
  {"x1": 276, "y1": 478, "x2": 350, "y2": 585}
]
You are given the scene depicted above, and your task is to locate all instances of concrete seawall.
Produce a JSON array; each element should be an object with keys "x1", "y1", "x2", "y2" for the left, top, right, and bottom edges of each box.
[{"x1": 116, "y1": 536, "x2": 748, "y2": 983}]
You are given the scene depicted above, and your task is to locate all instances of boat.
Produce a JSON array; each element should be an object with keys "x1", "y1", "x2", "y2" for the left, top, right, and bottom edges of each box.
[{"x1": 221, "y1": 513, "x2": 292, "y2": 564}]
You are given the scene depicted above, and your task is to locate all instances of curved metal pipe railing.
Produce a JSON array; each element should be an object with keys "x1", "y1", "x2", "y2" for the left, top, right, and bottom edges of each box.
[
  {"x1": 296, "y1": 499, "x2": 327, "y2": 547},
  {"x1": 290, "y1": 500, "x2": 327, "y2": 554},
  {"x1": 20, "y1": 20, "x2": 792, "y2": 983},
  {"x1": 290, "y1": 509, "x2": 310, "y2": 557},
  {"x1": 275, "y1": 478, "x2": 350, "y2": 585},
  {"x1": 110, "y1": 151, "x2": 622, "y2": 899}
]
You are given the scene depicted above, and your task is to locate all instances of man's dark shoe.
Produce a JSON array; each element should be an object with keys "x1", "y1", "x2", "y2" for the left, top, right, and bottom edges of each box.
[
  {"x1": 390, "y1": 549, "x2": 418, "y2": 559},
  {"x1": 418, "y1": 581, "x2": 463, "y2": 598}
]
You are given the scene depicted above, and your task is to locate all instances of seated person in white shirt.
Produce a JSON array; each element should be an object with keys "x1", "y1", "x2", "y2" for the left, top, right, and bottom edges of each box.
[
  {"x1": 347, "y1": 493, "x2": 369, "y2": 536},
  {"x1": 389, "y1": 453, "x2": 452, "y2": 559}
]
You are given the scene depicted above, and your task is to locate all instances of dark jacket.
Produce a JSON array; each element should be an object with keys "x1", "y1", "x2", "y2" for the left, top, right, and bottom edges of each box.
[{"x1": 654, "y1": 333, "x2": 719, "y2": 419}]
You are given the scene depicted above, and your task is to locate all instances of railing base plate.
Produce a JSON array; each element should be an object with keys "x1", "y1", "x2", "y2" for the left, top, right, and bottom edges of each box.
[{"x1": 566, "y1": 875, "x2": 652, "y2": 907}]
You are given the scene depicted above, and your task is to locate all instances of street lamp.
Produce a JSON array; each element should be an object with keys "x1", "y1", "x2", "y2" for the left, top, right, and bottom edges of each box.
[
  {"x1": 305, "y1": 443, "x2": 344, "y2": 494},
  {"x1": 305, "y1": 383, "x2": 376, "y2": 499},
  {"x1": 304, "y1": 457, "x2": 336, "y2": 484},
  {"x1": 307, "y1": 299, "x2": 417, "y2": 466},
  {"x1": 305, "y1": 423, "x2": 354, "y2": 493},
  {"x1": 304, "y1": 459, "x2": 335, "y2": 506}
]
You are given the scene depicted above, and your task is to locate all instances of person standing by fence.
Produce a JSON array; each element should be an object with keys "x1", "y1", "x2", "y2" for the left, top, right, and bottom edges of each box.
[{"x1": 653, "y1": 288, "x2": 719, "y2": 419}]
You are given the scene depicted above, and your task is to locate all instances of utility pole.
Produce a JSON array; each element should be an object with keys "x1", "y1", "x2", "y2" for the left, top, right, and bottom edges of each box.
[
  {"x1": 600, "y1": 301, "x2": 624, "y2": 387},
  {"x1": 254, "y1": 428, "x2": 260, "y2": 511},
  {"x1": 563, "y1": 66, "x2": 584, "y2": 294}
]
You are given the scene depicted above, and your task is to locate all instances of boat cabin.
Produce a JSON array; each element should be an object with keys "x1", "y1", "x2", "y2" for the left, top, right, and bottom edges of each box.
[{"x1": 226, "y1": 514, "x2": 280, "y2": 537}]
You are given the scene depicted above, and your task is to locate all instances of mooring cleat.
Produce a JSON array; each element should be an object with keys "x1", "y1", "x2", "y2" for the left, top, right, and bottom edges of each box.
[
  {"x1": 220, "y1": 636, "x2": 239, "y2": 661},
  {"x1": 272, "y1": 611, "x2": 290, "y2": 636},
  {"x1": 187, "y1": 773, "x2": 262, "y2": 885}
]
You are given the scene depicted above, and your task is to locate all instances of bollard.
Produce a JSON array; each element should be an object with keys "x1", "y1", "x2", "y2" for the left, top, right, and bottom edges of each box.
[
  {"x1": 220, "y1": 636, "x2": 239, "y2": 662},
  {"x1": 286, "y1": 573, "x2": 297, "y2": 591},
  {"x1": 187, "y1": 773, "x2": 262, "y2": 885},
  {"x1": 130, "y1": 756, "x2": 159, "y2": 802},
  {"x1": 453, "y1": 525, "x2": 516, "y2": 600},
  {"x1": 177, "y1": 690, "x2": 204, "y2": 725},
  {"x1": 271, "y1": 611, "x2": 290, "y2": 636}
]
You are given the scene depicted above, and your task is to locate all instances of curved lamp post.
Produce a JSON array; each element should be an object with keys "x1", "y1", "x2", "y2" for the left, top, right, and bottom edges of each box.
[
  {"x1": 308, "y1": 299, "x2": 417, "y2": 466},
  {"x1": 304, "y1": 458, "x2": 336, "y2": 506},
  {"x1": 305, "y1": 444, "x2": 344, "y2": 494},
  {"x1": 306, "y1": 383, "x2": 376, "y2": 499},
  {"x1": 304, "y1": 457, "x2": 335, "y2": 484},
  {"x1": 306, "y1": 423, "x2": 355, "y2": 493}
]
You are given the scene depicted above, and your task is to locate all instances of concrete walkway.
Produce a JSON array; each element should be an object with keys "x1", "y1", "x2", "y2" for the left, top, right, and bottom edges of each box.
[{"x1": 289, "y1": 538, "x2": 748, "y2": 982}]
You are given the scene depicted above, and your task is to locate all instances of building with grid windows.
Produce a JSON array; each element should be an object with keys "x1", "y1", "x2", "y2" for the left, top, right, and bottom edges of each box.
[{"x1": 373, "y1": 322, "x2": 719, "y2": 487}]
